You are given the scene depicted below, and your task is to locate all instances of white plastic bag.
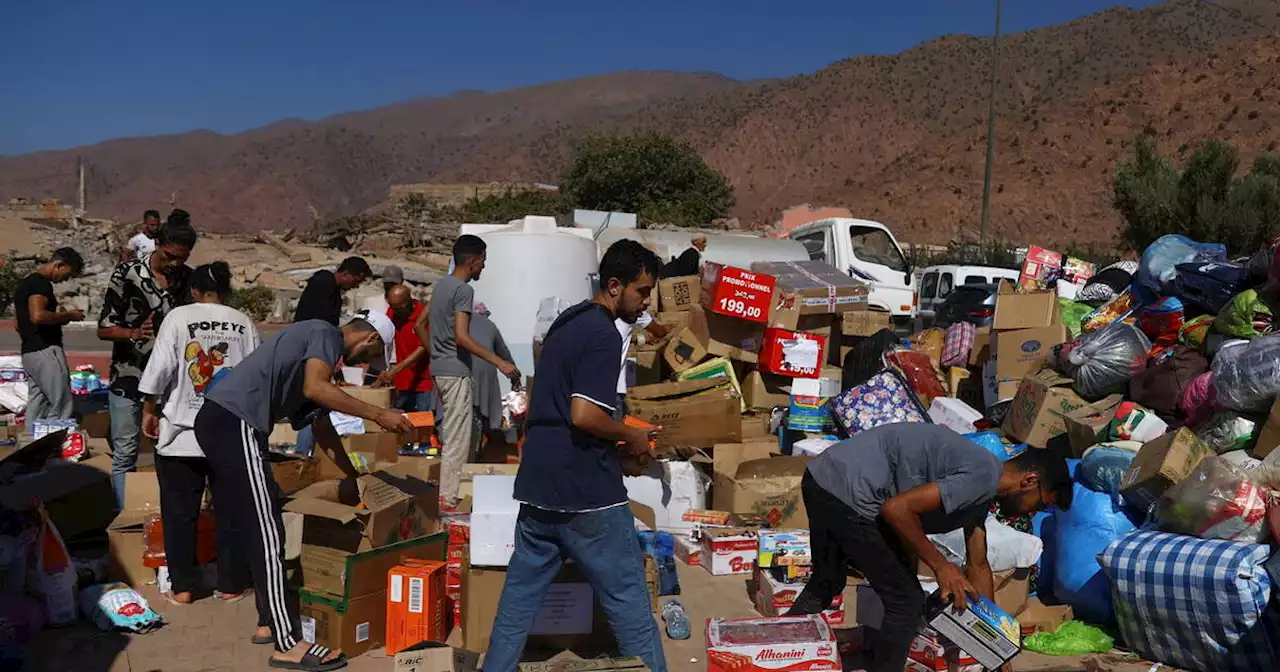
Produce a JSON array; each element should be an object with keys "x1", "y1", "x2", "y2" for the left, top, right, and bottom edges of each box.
[
  {"x1": 928, "y1": 516, "x2": 1044, "y2": 572},
  {"x1": 533, "y1": 297, "x2": 574, "y2": 345},
  {"x1": 31, "y1": 505, "x2": 77, "y2": 626}
]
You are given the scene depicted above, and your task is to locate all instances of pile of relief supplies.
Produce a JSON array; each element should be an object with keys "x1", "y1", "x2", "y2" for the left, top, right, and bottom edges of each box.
[{"x1": 826, "y1": 234, "x2": 1280, "y2": 672}]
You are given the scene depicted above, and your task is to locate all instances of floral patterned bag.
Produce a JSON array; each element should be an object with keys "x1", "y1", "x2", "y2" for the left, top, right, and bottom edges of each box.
[{"x1": 831, "y1": 368, "x2": 931, "y2": 435}]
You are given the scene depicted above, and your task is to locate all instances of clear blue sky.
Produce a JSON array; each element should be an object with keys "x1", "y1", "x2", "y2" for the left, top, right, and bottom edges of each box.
[{"x1": 2, "y1": 0, "x2": 1159, "y2": 156}]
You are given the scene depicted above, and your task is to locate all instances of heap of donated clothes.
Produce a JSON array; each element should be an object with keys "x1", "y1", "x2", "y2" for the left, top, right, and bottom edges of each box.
[{"x1": 852, "y1": 233, "x2": 1280, "y2": 672}]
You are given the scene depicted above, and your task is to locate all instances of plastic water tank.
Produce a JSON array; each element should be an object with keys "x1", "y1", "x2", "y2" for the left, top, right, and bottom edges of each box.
[{"x1": 463, "y1": 216, "x2": 597, "y2": 386}]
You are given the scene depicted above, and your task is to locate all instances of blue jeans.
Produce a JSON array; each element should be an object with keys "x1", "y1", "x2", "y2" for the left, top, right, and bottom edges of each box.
[
  {"x1": 108, "y1": 390, "x2": 143, "y2": 510},
  {"x1": 484, "y1": 504, "x2": 667, "y2": 672},
  {"x1": 397, "y1": 390, "x2": 439, "y2": 414}
]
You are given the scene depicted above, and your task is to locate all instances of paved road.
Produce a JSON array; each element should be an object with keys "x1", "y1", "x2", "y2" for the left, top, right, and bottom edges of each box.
[{"x1": 0, "y1": 323, "x2": 286, "y2": 354}]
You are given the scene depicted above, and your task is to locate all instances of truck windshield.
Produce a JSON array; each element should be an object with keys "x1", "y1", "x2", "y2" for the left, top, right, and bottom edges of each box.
[{"x1": 848, "y1": 225, "x2": 908, "y2": 273}]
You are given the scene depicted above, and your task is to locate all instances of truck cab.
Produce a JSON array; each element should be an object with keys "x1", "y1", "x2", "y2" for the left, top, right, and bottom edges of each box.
[{"x1": 787, "y1": 218, "x2": 917, "y2": 326}]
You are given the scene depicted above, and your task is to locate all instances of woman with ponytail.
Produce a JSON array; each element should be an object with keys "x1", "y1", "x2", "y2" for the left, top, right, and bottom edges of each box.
[{"x1": 138, "y1": 261, "x2": 261, "y2": 606}]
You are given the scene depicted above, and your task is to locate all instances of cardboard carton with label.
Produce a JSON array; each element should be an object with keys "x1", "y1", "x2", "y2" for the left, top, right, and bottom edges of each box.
[
  {"x1": 711, "y1": 441, "x2": 809, "y2": 529},
  {"x1": 1063, "y1": 394, "x2": 1126, "y2": 458},
  {"x1": 1119, "y1": 428, "x2": 1216, "y2": 512},
  {"x1": 300, "y1": 588, "x2": 386, "y2": 658},
  {"x1": 663, "y1": 327, "x2": 708, "y2": 374},
  {"x1": 842, "y1": 309, "x2": 892, "y2": 338},
  {"x1": 751, "y1": 260, "x2": 870, "y2": 325},
  {"x1": 626, "y1": 379, "x2": 742, "y2": 454},
  {"x1": 758, "y1": 328, "x2": 827, "y2": 379},
  {"x1": 658, "y1": 275, "x2": 701, "y2": 313},
  {"x1": 285, "y1": 463, "x2": 441, "y2": 556},
  {"x1": 463, "y1": 562, "x2": 604, "y2": 653},
  {"x1": 1001, "y1": 370, "x2": 1087, "y2": 449},
  {"x1": 992, "y1": 325, "x2": 1068, "y2": 400}
]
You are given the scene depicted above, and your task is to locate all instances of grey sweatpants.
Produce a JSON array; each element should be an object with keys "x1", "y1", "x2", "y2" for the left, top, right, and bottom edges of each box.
[
  {"x1": 436, "y1": 375, "x2": 475, "y2": 505},
  {"x1": 22, "y1": 345, "x2": 73, "y2": 420}
]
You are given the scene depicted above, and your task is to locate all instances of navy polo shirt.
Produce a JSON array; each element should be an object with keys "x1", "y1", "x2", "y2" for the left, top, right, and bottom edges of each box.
[{"x1": 514, "y1": 300, "x2": 627, "y2": 511}]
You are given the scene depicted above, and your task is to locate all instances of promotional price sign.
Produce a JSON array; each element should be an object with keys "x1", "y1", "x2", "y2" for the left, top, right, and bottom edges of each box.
[{"x1": 701, "y1": 263, "x2": 776, "y2": 324}]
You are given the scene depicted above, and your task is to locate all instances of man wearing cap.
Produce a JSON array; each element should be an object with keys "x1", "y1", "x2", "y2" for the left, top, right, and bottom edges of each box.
[{"x1": 197, "y1": 312, "x2": 413, "y2": 671}]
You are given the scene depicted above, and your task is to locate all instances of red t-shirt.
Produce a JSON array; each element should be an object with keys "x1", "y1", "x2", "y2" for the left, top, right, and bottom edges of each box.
[{"x1": 388, "y1": 302, "x2": 433, "y2": 392}]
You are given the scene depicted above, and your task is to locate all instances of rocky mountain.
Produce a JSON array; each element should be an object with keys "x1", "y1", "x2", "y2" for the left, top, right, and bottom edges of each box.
[{"x1": 4, "y1": 0, "x2": 1280, "y2": 245}]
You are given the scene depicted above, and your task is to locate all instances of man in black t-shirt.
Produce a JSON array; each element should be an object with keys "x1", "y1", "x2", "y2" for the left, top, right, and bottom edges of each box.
[
  {"x1": 486, "y1": 240, "x2": 667, "y2": 672},
  {"x1": 15, "y1": 248, "x2": 84, "y2": 420},
  {"x1": 293, "y1": 256, "x2": 372, "y2": 324}
]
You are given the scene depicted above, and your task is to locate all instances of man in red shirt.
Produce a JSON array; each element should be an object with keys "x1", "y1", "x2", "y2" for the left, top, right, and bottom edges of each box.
[{"x1": 378, "y1": 285, "x2": 437, "y2": 414}]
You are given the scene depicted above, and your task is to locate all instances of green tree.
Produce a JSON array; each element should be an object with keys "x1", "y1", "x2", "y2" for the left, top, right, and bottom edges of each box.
[
  {"x1": 562, "y1": 133, "x2": 735, "y2": 226},
  {"x1": 1113, "y1": 131, "x2": 1181, "y2": 251},
  {"x1": 1177, "y1": 139, "x2": 1237, "y2": 242}
]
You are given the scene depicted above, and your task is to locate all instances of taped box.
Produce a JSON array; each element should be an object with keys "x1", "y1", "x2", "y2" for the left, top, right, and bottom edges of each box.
[{"x1": 706, "y1": 615, "x2": 839, "y2": 672}]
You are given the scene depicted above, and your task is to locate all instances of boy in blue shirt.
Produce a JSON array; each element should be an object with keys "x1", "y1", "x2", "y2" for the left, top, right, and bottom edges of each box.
[{"x1": 484, "y1": 240, "x2": 665, "y2": 672}]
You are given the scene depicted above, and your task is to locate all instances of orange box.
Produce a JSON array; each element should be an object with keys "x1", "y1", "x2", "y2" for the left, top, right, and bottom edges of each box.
[
  {"x1": 403, "y1": 411, "x2": 440, "y2": 447},
  {"x1": 621, "y1": 415, "x2": 658, "y2": 452},
  {"x1": 386, "y1": 559, "x2": 447, "y2": 655}
]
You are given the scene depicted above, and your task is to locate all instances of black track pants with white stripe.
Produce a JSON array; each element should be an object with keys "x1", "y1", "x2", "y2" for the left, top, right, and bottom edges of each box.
[{"x1": 195, "y1": 400, "x2": 301, "y2": 652}]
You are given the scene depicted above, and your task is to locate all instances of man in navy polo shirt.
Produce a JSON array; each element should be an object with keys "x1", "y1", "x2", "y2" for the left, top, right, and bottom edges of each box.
[{"x1": 484, "y1": 240, "x2": 665, "y2": 672}]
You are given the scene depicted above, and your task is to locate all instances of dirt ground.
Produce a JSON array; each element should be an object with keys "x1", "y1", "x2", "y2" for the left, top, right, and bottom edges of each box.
[{"x1": 24, "y1": 557, "x2": 1129, "y2": 672}]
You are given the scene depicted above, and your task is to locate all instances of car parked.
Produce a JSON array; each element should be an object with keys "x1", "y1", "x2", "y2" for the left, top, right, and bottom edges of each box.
[{"x1": 933, "y1": 283, "x2": 1000, "y2": 328}]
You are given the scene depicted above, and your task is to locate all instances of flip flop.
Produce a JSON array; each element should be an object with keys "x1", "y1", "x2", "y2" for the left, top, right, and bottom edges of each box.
[
  {"x1": 268, "y1": 644, "x2": 347, "y2": 671},
  {"x1": 251, "y1": 633, "x2": 275, "y2": 646}
]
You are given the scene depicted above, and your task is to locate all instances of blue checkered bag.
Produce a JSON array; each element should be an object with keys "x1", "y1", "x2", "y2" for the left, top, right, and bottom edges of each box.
[{"x1": 1098, "y1": 530, "x2": 1280, "y2": 672}]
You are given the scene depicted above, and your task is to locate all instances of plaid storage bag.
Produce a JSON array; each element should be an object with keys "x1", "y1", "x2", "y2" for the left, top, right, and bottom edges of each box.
[
  {"x1": 940, "y1": 322, "x2": 977, "y2": 368},
  {"x1": 831, "y1": 368, "x2": 930, "y2": 435},
  {"x1": 1098, "y1": 530, "x2": 1280, "y2": 672}
]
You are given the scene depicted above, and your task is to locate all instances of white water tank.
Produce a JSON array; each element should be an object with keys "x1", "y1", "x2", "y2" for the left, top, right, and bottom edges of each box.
[{"x1": 462, "y1": 216, "x2": 597, "y2": 385}]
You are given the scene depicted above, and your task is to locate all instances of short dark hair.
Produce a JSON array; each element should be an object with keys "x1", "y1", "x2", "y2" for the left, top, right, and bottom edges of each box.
[
  {"x1": 166, "y1": 208, "x2": 191, "y2": 227},
  {"x1": 52, "y1": 247, "x2": 84, "y2": 275},
  {"x1": 599, "y1": 239, "x2": 660, "y2": 289},
  {"x1": 346, "y1": 317, "x2": 377, "y2": 337},
  {"x1": 158, "y1": 221, "x2": 198, "y2": 248},
  {"x1": 337, "y1": 256, "x2": 372, "y2": 278},
  {"x1": 191, "y1": 261, "x2": 232, "y2": 295},
  {"x1": 452, "y1": 235, "x2": 486, "y2": 264},
  {"x1": 143, "y1": 209, "x2": 161, "y2": 221},
  {"x1": 1008, "y1": 449, "x2": 1074, "y2": 511}
]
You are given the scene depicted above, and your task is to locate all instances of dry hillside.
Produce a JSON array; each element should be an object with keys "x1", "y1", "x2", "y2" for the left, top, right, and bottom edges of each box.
[{"x1": 4, "y1": 0, "x2": 1280, "y2": 244}]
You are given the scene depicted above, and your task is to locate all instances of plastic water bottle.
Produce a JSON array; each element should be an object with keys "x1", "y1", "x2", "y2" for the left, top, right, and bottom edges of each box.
[{"x1": 662, "y1": 599, "x2": 690, "y2": 640}]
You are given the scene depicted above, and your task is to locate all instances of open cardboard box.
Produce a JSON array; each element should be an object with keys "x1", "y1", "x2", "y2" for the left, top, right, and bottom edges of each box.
[
  {"x1": 107, "y1": 471, "x2": 162, "y2": 587},
  {"x1": 709, "y1": 440, "x2": 809, "y2": 529},
  {"x1": 284, "y1": 462, "x2": 441, "y2": 556},
  {"x1": 0, "y1": 429, "x2": 115, "y2": 542},
  {"x1": 626, "y1": 378, "x2": 742, "y2": 455},
  {"x1": 992, "y1": 280, "x2": 1059, "y2": 331}
]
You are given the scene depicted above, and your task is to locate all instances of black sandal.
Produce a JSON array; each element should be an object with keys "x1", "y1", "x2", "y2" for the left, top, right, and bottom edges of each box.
[
  {"x1": 268, "y1": 643, "x2": 347, "y2": 671},
  {"x1": 251, "y1": 633, "x2": 274, "y2": 645}
]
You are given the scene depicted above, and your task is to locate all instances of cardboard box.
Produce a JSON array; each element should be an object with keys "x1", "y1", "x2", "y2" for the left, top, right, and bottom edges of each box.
[
  {"x1": 906, "y1": 629, "x2": 982, "y2": 672},
  {"x1": 626, "y1": 379, "x2": 742, "y2": 453},
  {"x1": 632, "y1": 350, "x2": 664, "y2": 387},
  {"x1": 80, "y1": 410, "x2": 110, "y2": 439},
  {"x1": 342, "y1": 387, "x2": 395, "y2": 433},
  {"x1": 1119, "y1": 428, "x2": 1215, "y2": 512},
  {"x1": 753, "y1": 567, "x2": 844, "y2": 625},
  {"x1": 663, "y1": 327, "x2": 708, "y2": 374},
  {"x1": 106, "y1": 470, "x2": 161, "y2": 587},
  {"x1": 653, "y1": 310, "x2": 692, "y2": 335},
  {"x1": 1001, "y1": 370, "x2": 1087, "y2": 449},
  {"x1": 469, "y1": 475, "x2": 518, "y2": 567},
  {"x1": 751, "y1": 260, "x2": 869, "y2": 321},
  {"x1": 299, "y1": 531, "x2": 444, "y2": 601},
  {"x1": 741, "y1": 371, "x2": 792, "y2": 412},
  {"x1": 269, "y1": 453, "x2": 320, "y2": 495},
  {"x1": 706, "y1": 615, "x2": 839, "y2": 672},
  {"x1": 1016, "y1": 597, "x2": 1073, "y2": 635},
  {"x1": 757, "y1": 530, "x2": 811, "y2": 567},
  {"x1": 703, "y1": 312, "x2": 766, "y2": 363},
  {"x1": 624, "y1": 460, "x2": 707, "y2": 534},
  {"x1": 458, "y1": 463, "x2": 519, "y2": 509},
  {"x1": 741, "y1": 413, "x2": 772, "y2": 441},
  {"x1": 386, "y1": 560, "x2": 448, "y2": 655},
  {"x1": 925, "y1": 594, "x2": 1021, "y2": 670},
  {"x1": 300, "y1": 588, "x2": 386, "y2": 658},
  {"x1": 1253, "y1": 397, "x2": 1280, "y2": 459},
  {"x1": 0, "y1": 436, "x2": 114, "y2": 542},
  {"x1": 992, "y1": 282, "x2": 1058, "y2": 331},
  {"x1": 394, "y1": 642, "x2": 480, "y2": 672},
  {"x1": 758, "y1": 328, "x2": 826, "y2": 379},
  {"x1": 700, "y1": 527, "x2": 759, "y2": 575},
  {"x1": 285, "y1": 463, "x2": 441, "y2": 555},
  {"x1": 841, "y1": 309, "x2": 891, "y2": 337},
  {"x1": 674, "y1": 533, "x2": 702, "y2": 566},
  {"x1": 1063, "y1": 394, "x2": 1126, "y2": 458},
  {"x1": 463, "y1": 564, "x2": 600, "y2": 653},
  {"x1": 676, "y1": 357, "x2": 745, "y2": 413},
  {"x1": 969, "y1": 327, "x2": 992, "y2": 366},
  {"x1": 518, "y1": 658, "x2": 650, "y2": 672},
  {"x1": 711, "y1": 441, "x2": 808, "y2": 528},
  {"x1": 658, "y1": 275, "x2": 701, "y2": 313},
  {"x1": 1018, "y1": 245, "x2": 1064, "y2": 290},
  {"x1": 993, "y1": 325, "x2": 1068, "y2": 394},
  {"x1": 269, "y1": 422, "x2": 300, "y2": 447},
  {"x1": 927, "y1": 397, "x2": 983, "y2": 435},
  {"x1": 700, "y1": 263, "x2": 776, "y2": 324}
]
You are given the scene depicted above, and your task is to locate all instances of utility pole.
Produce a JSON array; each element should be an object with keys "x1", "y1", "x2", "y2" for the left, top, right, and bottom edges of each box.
[
  {"x1": 979, "y1": 0, "x2": 1003, "y2": 255},
  {"x1": 77, "y1": 156, "x2": 86, "y2": 216}
]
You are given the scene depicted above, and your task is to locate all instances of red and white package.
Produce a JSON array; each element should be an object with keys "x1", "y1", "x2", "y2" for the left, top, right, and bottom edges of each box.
[
  {"x1": 701, "y1": 528, "x2": 758, "y2": 576},
  {"x1": 706, "y1": 615, "x2": 840, "y2": 672},
  {"x1": 753, "y1": 568, "x2": 844, "y2": 626},
  {"x1": 675, "y1": 533, "x2": 702, "y2": 567},
  {"x1": 60, "y1": 431, "x2": 87, "y2": 462},
  {"x1": 905, "y1": 628, "x2": 982, "y2": 672}
]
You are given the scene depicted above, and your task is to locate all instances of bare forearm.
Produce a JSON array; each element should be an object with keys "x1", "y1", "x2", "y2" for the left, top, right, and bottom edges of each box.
[
  {"x1": 883, "y1": 504, "x2": 951, "y2": 573},
  {"x1": 32, "y1": 310, "x2": 75, "y2": 326},
  {"x1": 457, "y1": 331, "x2": 504, "y2": 367},
  {"x1": 98, "y1": 326, "x2": 138, "y2": 341},
  {"x1": 391, "y1": 346, "x2": 426, "y2": 374},
  {"x1": 570, "y1": 401, "x2": 633, "y2": 442},
  {"x1": 304, "y1": 380, "x2": 391, "y2": 421},
  {"x1": 967, "y1": 562, "x2": 995, "y2": 600},
  {"x1": 143, "y1": 397, "x2": 158, "y2": 417}
]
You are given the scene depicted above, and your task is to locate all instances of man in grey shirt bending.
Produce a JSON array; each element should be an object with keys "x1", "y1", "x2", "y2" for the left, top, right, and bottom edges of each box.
[
  {"x1": 419, "y1": 234, "x2": 519, "y2": 509},
  {"x1": 790, "y1": 423, "x2": 1072, "y2": 672}
]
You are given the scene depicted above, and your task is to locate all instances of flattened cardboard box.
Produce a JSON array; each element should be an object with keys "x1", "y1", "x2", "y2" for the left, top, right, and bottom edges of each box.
[
  {"x1": 842, "y1": 310, "x2": 891, "y2": 338},
  {"x1": 1119, "y1": 428, "x2": 1215, "y2": 513},
  {"x1": 1002, "y1": 370, "x2": 1087, "y2": 449},
  {"x1": 627, "y1": 378, "x2": 742, "y2": 453},
  {"x1": 711, "y1": 441, "x2": 809, "y2": 529}
]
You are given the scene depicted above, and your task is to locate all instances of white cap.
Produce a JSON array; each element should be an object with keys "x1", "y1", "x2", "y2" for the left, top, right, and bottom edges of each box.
[{"x1": 350, "y1": 309, "x2": 397, "y2": 359}]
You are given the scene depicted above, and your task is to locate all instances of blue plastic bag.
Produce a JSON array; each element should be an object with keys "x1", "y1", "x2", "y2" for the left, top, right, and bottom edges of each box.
[
  {"x1": 636, "y1": 531, "x2": 680, "y2": 596},
  {"x1": 1136, "y1": 235, "x2": 1226, "y2": 294},
  {"x1": 1079, "y1": 444, "x2": 1139, "y2": 507},
  {"x1": 1047, "y1": 461, "x2": 1138, "y2": 625},
  {"x1": 963, "y1": 431, "x2": 1025, "y2": 461}
]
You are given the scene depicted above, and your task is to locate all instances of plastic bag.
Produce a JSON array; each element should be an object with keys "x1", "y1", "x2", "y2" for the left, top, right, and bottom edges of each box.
[
  {"x1": 1081, "y1": 289, "x2": 1138, "y2": 334},
  {"x1": 1156, "y1": 456, "x2": 1273, "y2": 543},
  {"x1": 1195, "y1": 413, "x2": 1259, "y2": 454},
  {"x1": 1137, "y1": 296, "x2": 1184, "y2": 348},
  {"x1": 78, "y1": 583, "x2": 164, "y2": 633},
  {"x1": 32, "y1": 504, "x2": 77, "y2": 627},
  {"x1": 502, "y1": 389, "x2": 529, "y2": 429},
  {"x1": 1211, "y1": 333, "x2": 1280, "y2": 412},
  {"x1": 1024, "y1": 621, "x2": 1115, "y2": 656},
  {"x1": 1051, "y1": 474, "x2": 1137, "y2": 624},
  {"x1": 1058, "y1": 299, "x2": 1093, "y2": 338},
  {"x1": 963, "y1": 431, "x2": 1025, "y2": 462},
  {"x1": 1181, "y1": 371, "x2": 1217, "y2": 426},
  {"x1": 1080, "y1": 443, "x2": 1140, "y2": 505},
  {"x1": 1136, "y1": 234, "x2": 1227, "y2": 294},
  {"x1": 928, "y1": 516, "x2": 1044, "y2": 573},
  {"x1": 533, "y1": 297, "x2": 574, "y2": 345},
  {"x1": 1215, "y1": 289, "x2": 1275, "y2": 339},
  {"x1": 1061, "y1": 323, "x2": 1151, "y2": 401}
]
